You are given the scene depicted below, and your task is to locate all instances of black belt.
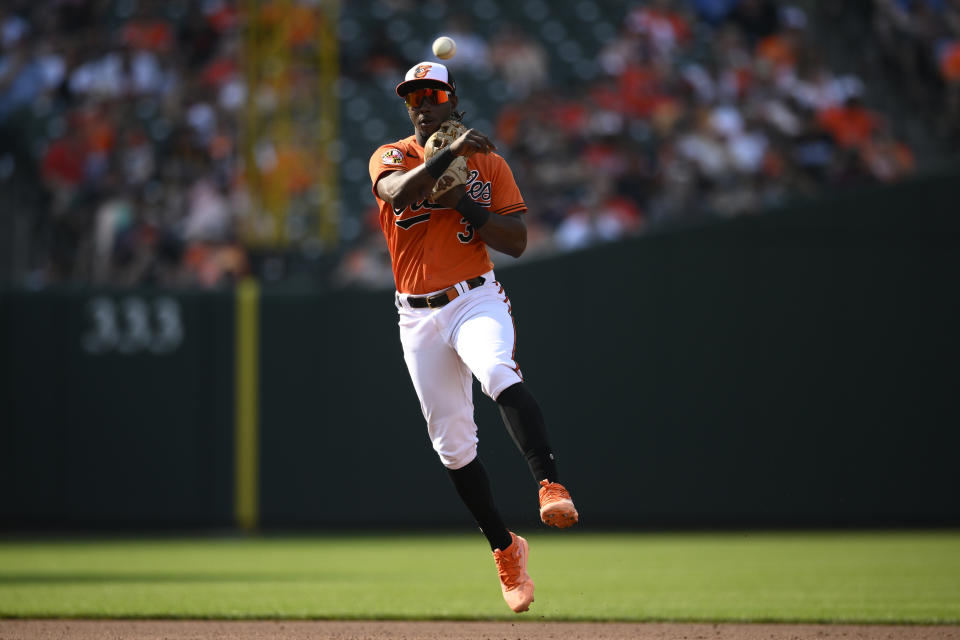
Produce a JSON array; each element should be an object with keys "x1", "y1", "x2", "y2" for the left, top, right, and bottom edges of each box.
[{"x1": 406, "y1": 276, "x2": 486, "y2": 309}]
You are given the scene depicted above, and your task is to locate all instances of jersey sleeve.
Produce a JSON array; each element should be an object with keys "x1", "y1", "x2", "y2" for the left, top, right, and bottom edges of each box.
[
  {"x1": 369, "y1": 144, "x2": 412, "y2": 197},
  {"x1": 487, "y1": 154, "x2": 527, "y2": 216}
]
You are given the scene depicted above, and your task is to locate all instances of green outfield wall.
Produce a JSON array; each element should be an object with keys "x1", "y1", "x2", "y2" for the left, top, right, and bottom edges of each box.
[
  {"x1": 0, "y1": 290, "x2": 235, "y2": 528},
  {"x1": 2, "y1": 172, "x2": 959, "y2": 530}
]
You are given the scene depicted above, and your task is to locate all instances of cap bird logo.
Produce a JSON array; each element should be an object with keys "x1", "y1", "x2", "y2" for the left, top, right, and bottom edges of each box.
[{"x1": 413, "y1": 64, "x2": 432, "y2": 78}]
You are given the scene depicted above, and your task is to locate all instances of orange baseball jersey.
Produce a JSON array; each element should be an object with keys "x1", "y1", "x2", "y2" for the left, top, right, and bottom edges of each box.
[{"x1": 369, "y1": 134, "x2": 526, "y2": 295}]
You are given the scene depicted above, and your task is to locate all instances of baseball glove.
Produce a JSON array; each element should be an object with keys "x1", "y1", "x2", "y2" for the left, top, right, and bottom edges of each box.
[{"x1": 424, "y1": 119, "x2": 469, "y2": 200}]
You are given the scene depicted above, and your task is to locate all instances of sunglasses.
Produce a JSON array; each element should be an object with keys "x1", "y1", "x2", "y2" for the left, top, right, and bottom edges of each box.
[{"x1": 404, "y1": 88, "x2": 451, "y2": 108}]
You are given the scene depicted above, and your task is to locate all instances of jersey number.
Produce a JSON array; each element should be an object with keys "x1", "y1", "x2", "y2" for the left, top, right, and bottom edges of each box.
[
  {"x1": 457, "y1": 217, "x2": 475, "y2": 244},
  {"x1": 395, "y1": 201, "x2": 476, "y2": 243}
]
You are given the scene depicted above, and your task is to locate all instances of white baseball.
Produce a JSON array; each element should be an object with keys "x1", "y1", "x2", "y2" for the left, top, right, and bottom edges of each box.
[{"x1": 432, "y1": 36, "x2": 456, "y2": 60}]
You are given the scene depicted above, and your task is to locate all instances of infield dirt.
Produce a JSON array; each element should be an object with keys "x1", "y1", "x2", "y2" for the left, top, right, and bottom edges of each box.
[{"x1": 1, "y1": 620, "x2": 959, "y2": 640}]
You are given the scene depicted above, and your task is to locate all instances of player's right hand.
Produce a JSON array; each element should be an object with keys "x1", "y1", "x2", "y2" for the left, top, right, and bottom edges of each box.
[{"x1": 450, "y1": 129, "x2": 497, "y2": 158}]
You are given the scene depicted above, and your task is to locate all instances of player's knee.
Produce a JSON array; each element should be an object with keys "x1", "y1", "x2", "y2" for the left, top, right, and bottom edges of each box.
[
  {"x1": 434, "y1": 440, "x2": 477, "y2": 470},
  {"x1": 426, "y1": 414, "x2": 478, "y2": 470},
  {"x1": 479, "y1": 362, "x2": 523, "y2": 400}
]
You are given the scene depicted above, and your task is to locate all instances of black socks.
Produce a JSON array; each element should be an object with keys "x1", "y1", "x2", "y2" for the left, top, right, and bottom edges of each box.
[
  {"x1": 447, "y1": 383, "x2": 559, "y2": 551},
  {"x1": 496, "y1": 382, "x2": 559, "y2": 484},
  {"x1": 447, "y1": 457, "x2": 513, "y2": 551}
]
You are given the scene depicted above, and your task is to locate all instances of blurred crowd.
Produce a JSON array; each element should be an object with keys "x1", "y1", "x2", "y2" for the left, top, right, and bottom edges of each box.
[
  {"x1": 336, "y1": 0, "x2": 922, "y2": 287},
  {"x1": 871, "y1": 0, "x2": 960, "y2": 139},
  {"x1": 484, "y1": 0, "x2": 916, "y2": 254},
  {"x1": 0, "y1": 0, "x2": 249, "y2": 287},
  {"x1": 0, "y1": 0, "x2": 951, "y2": 289}
]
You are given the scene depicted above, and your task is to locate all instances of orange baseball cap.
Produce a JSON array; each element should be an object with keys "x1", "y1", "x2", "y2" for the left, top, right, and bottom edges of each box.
[{"x1": 395, "y1": 62, "x2": 457, "y2": 97}]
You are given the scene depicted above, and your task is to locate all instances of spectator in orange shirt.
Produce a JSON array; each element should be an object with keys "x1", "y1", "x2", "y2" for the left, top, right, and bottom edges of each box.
[
  {"x1": 941, "y1": 41, "x2": 960, "y2": 80},
  {"x1": 756, "y1": 32, "x2": 797, "y2": 74},
  {"x1": 817, "y1": 96, "x2": 879, "y2": 149},
  {"x1": 939, "y1": 40, "x2": 960, "y2": 137}
]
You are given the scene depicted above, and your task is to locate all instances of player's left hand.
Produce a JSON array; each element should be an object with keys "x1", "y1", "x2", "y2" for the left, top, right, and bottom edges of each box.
[{"x1": 425, "y1": 120, "x2": 471, "y2": 201}]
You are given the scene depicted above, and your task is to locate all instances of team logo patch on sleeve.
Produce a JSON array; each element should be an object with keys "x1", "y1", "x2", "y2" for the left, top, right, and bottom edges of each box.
[{"x1": 381, "y1": 149, "x2": 404, "y2": 166}]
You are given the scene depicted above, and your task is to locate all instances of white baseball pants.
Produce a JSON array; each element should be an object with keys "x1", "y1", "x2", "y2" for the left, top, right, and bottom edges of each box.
[{"x1": 395, "y1": 270, "x2": 523, "y2": 470}]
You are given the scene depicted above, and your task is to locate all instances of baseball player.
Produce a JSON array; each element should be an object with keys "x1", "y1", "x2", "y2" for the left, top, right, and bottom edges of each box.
[{"x1": 368, "y1": 62, "x2": 578, "y2": 614}]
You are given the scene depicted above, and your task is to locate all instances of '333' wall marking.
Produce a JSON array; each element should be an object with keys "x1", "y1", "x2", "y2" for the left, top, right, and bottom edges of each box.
[{"x1": 82, "y1": 296, "x2": 183, "y2": 355}]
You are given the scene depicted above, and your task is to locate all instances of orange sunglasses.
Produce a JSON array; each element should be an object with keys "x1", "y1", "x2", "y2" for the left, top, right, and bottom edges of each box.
[{"x1": 404, "y1": 88, "x2": 451, "y2": 108}]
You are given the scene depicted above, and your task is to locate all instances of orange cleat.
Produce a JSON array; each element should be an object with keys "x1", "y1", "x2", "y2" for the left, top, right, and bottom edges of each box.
[
  {"x1": 538, "y1": 480, "x2": 579, "y2": 528},
  {"x1": 492, "y1": 532, "x2": 534, "y2": 613}
]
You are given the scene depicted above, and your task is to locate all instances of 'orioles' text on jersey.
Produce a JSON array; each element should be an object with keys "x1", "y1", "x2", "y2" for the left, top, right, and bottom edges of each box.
[{"x1": 369, "y1": 134, "x2": 526, "y2": 295}]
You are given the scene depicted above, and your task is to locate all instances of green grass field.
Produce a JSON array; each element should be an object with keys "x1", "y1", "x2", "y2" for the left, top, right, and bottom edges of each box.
[{"x1": 1, "y1": 531, "x2": 958, "y2": 623}]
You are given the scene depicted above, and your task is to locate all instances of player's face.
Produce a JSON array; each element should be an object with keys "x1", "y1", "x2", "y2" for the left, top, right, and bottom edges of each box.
[{"x1": 405, "y1": 87, "x2": 457, "y2": 139}]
